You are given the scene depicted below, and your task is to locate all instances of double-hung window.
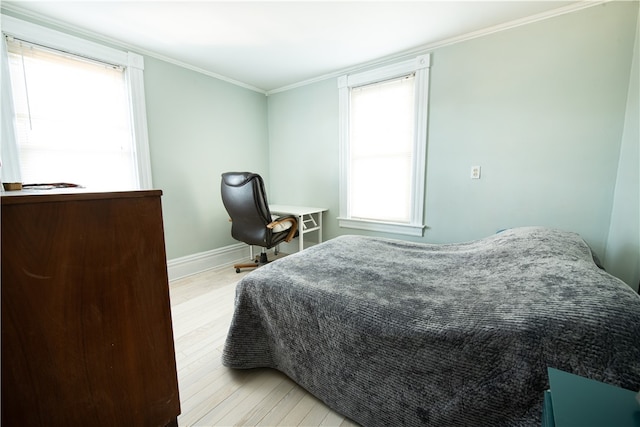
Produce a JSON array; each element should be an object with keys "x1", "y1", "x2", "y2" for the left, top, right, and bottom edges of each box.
[
  {"x1": 338, "y1": 54, "x2": 430, "y2": 236},
  {"x1": 1, "y1": 15, "x2": 152, "y2": 190}
]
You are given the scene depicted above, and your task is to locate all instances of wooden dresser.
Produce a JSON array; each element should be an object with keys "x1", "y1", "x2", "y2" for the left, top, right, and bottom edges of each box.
[{"x1": 1, "y1": 190, "x2": 180, "y2": 426}]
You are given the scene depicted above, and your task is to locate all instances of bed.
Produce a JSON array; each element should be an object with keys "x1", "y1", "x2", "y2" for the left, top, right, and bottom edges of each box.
[{"x1": 222, "y1": 226, "x2": 640, "y2": 426}]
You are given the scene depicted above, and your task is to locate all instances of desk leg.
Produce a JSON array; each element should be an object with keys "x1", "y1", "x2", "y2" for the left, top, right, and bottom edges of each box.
[
  {"x1": 318, "y1": 212, "x2": 323, "y2": 243},
  {"x1": 298, "y1": 214, "x2": 304, "y2": 252}
]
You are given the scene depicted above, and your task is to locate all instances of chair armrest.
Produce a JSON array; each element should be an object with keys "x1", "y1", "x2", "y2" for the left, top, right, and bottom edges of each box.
[{"x1": 267, "y1": 216, "x2": 298, "y2": 242}]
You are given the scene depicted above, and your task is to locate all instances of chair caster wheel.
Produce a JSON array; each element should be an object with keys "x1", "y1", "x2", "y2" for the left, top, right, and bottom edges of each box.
[{"x1": 236, "y1": 268, "x2": 241, "y2": 273}]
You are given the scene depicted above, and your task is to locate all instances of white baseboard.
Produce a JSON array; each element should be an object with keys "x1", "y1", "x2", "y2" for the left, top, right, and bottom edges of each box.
[
  {"x1": 166, "y1": 239, "x2": 314, "y2": 281},
  {"x1": 167, "y1": 243, "x2": 249, "y2": 281}
]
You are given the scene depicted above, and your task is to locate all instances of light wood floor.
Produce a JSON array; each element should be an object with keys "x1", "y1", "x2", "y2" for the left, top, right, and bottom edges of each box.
[{"x1": 169, "y1": 258, "x2": 360, "y2": 427}]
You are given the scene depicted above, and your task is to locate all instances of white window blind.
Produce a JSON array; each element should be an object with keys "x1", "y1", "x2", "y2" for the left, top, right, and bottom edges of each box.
[
  {"x1": 6, "y1": 37, "x2": 136, "y2": 189},
  {"x1": 350, "y1": 74, "x2": 415, "y2": 223}
]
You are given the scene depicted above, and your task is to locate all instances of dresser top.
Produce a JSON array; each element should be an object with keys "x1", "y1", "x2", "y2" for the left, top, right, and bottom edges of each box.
[{"x1": 1, "y1": 188, "x2": 163, "y2": 205}]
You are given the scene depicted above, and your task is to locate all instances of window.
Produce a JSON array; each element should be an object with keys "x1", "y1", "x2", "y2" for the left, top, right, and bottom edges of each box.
[
  {"x1": 338, "y1": 54, "x2": 430, "y2": 236},
  {"x1": 1, "y1": 15, "x2": 152, "y2": 190}
]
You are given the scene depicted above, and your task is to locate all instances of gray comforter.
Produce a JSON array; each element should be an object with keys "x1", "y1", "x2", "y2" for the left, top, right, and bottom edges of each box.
[{"x1": 222, "y1": 227, "x2": 640, "y2": 426}]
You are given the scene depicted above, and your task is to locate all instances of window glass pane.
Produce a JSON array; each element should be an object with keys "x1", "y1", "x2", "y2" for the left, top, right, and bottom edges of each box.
[
  {"x1": 349, "y1": 74, "x2": 415, "y2": 222},
  {"x1": 351, "y1": 154, "x2": 412, "y2": 222},
  {"x1": 6, "y1": 39, "x2": 135, "y2": 189}
]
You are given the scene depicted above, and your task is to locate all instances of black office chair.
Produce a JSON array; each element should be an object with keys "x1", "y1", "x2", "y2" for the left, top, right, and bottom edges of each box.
[{"x1": 221, "y1": 172, "x2": 298, "y2": 273}]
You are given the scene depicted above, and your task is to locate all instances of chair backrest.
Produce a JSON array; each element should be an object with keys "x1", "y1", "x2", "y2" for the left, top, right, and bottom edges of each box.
[{"x1": 221, "y1": 172, "x2": 273, "y2": 247}]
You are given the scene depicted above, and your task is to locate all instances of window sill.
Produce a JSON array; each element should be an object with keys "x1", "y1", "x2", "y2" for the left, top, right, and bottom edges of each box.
[{"x1": 337, "y1": 217, "x2": 425, "y2": 237}]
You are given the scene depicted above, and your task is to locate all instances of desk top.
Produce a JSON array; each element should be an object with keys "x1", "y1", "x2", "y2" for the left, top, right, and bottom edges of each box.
[{"x1": 270, "y1": 204, "x2": 327, "y2": 216}]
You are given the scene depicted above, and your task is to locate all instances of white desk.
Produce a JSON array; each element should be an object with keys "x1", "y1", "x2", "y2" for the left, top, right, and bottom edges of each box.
[{"x1": 270, "y1": 204, "x2": 328, "y2": 252}]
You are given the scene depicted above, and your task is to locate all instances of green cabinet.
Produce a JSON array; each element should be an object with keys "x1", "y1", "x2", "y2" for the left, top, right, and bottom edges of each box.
[{"x1": 543, "y1": 368, "x2": 640, "y2": 427}]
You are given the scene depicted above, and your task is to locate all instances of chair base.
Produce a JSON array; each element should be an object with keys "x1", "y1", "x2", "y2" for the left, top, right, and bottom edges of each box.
[{"x1": 234, "y1": 251, "x2": 269, "y2": 273}]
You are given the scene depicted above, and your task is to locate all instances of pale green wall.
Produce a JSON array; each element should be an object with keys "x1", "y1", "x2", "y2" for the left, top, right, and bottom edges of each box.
[
  {"x1": 604, "y1": 6, "x2": 640, "y2": 291},
  {"x1": 267, "y1": 79, "x2": 340, "y2": 238},
  {"x1": 144, "y1": 57, "x2": 269, "y2": 259},
  {"x1": 424, "y1": 2, "x2": 635, "y2": 251},
  {"x1": 268, "y1": 2, "x2": 639, "y2": 284}
]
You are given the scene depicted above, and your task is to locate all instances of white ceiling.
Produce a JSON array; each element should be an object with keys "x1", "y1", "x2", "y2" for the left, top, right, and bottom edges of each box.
[{"x1": 3, "y1": 1, "x2": 590, "y2": 92}]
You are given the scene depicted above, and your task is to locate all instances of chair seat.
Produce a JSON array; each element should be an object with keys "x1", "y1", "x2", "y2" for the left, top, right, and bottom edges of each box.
[{"x1": 271, "y1": 215, "x2": 293, "y2": 232}]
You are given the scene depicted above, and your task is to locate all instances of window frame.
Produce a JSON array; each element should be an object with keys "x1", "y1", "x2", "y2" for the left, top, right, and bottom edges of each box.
[
  {"x1": 1, "y1": 14, "x2": 153, "y2": 190},
  {"x1": 337, "y1": 54, "x2": 430, "y2": 237}
]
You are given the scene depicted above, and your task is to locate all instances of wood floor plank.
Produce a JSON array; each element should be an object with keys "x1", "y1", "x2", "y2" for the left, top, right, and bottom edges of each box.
[
  {"x1": 213, "y1": 371, "x2": 288, "y2": 426},
  {"x1": 240, "y1": 376, "x2": 297, "y2": 425},
  {"x1": 192, "y1": 369, "x2": 274, "y2": 426},
  {"x1": 254, "y1": 385, "x2": 308, "y2": 427},
  {"x1": 301, "y1": 401, "x2": 336, "y2": 426},
  {"x1": 177, "y1": 353, "x2": 227, "y2": 403},
  {"x1": 277, "y1": 393, "x2": 324, "y2": 426},
  {"x1": 179, "y1": 369, "x2": 253, "y2": 426},
  {"x1": 320, "y1": 411, "x2": 348, "y2": 426}
]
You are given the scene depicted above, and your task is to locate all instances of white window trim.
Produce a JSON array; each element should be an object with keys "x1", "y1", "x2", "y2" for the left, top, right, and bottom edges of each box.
[
  {"x1": 1, "y1": 14, "x2": 153, "y2": 190},
  {"x1": 337, "y1": 54, "x2": 430, "y2": 237}
]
